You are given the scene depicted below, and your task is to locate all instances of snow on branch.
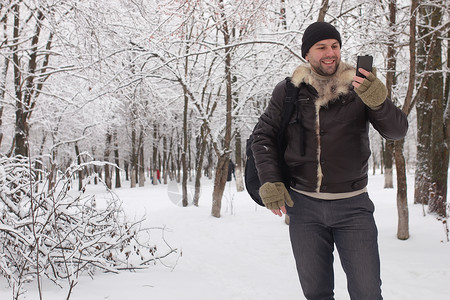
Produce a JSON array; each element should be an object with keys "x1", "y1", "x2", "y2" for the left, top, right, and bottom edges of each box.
[{"x1": 0, "y1": 155, "x2": 178, "y2": 298}]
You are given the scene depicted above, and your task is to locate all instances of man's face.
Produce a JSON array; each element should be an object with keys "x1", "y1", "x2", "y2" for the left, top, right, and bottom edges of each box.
[{"x1": 305, "y1": 39, "x2": 341, "y2": 76}]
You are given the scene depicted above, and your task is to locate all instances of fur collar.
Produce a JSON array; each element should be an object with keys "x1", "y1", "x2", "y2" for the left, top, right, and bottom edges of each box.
[{"x1": 291, "y1": 62, "x2": 355, "y2": 107}]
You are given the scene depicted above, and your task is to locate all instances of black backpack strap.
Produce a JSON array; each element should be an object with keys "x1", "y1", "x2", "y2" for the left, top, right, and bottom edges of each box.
[
  {"x1": 282, "y1": 78, "x2": 306, "y2": 156},
  {"x1": 279, "y1": 77, "x2": 303, "y2": 154},
  {"x1": 276, "y1": 78, "x2": 299, "y2": 188},
  {"x1": 281, "y1": 77, "x2": 298, "y2": 131}
]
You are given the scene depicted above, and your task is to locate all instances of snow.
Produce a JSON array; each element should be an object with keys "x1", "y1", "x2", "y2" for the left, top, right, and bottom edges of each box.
[{"x1": 1, "y1": 172, "x2": 449, "y2": 299}]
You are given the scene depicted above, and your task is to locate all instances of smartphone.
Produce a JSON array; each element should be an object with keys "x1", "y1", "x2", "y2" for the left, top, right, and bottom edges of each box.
[{"x1": 356, "y1": 55, "x2": 373, "y2": 78}]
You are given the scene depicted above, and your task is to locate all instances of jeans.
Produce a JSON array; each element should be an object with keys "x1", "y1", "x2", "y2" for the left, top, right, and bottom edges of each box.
[{"x1": 286, "y1": 192, "x2": 382, "y2": 300}]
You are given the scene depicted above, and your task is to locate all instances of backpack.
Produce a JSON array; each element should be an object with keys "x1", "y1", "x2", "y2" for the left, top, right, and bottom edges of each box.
[{"x1": 244, "y1": 77, "x2": 303, "y2": 206}]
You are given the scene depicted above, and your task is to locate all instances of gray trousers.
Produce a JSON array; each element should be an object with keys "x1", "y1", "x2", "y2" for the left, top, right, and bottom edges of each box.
[{"x1": 286, "y1": 192, "x2": 383, "y2": 300}]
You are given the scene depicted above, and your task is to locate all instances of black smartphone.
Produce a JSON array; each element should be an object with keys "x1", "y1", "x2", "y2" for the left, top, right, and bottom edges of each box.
[{"x1": 356, "y1": 55, "x2": 373, "y2": 78}]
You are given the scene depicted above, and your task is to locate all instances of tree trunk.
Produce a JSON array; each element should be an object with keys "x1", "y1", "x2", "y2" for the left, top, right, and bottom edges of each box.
[
  {"x1": 104, "y1": 129, "x2": 112, "y2": 189},
  {"x1": 124, "y1": 160, "x2": 129, "y2": 182},
  {"x1": 12, "y1": 3, "x2": 27, "y2": 157},
  {"x1": 384, "y1": 140, "x2": 394, "y2": 188},
  {"x1": 414, "y1": 3, "x2": 433, "y2": 205},
  {"x1": 392, "y1": 0, "x2": 423, "y2": 240},
  {"x1": 212, "y1": 0, "x2": 233, "y2": 218},
  {"x1": 12, "y1": 6, "x2": 51, "y2": 157},
  {"x1": 212, "y1": 155, "x2": 229, "y2": 217},
  {"x1": 75, "y1": 143, "x2": 83, "y2": 191},
  {"x1": 193, "y1": 124, "x2": 208, "y2": 206},
  {"x1": 206, "y1": 143, "x2": 214, "y2": 180},
  {"x1": 91, "y1": 147, "x2": 99, "y2": 185},
  {"x1": 176, "y1": 142, "x2": 181, "y2": 183},
  {"x1": 113, "y1": 129, "x2": 121, "y2": 188},
  {"x1": 427, "y1": 2, "x2": 446, "y2": 217},
  {"x1": 0, "y1": 14, "x2": 8, "y2": 148},
  {"x1": 138, "y1": 128, "x2": 145, "y2": 187},
  {"x1": 383, "y1": 12, "x2": 396, "y2": 190},
  {"x1": 152, "y1": 122, "x2": 158, "y2": 185},
  {"x1": 181, "y1": 78, "x2": 189, "y2": 206},
  {"x1": 130, "y1": 166, "x2": 136, "y2": 188},
  {"x1": 317, "y1": 0, "x2": 329, "y2": 22},
  {"x1": 234, "y1": 130, "x2": 244, "y2": 192},
  {"x1": 394, "y1": 139, "x2": 409, "y2": 239},
  {"x1": 444, "y1": 18, "x2": 450, "y2": 222},
  {"x1": 163, "y1": 135, "x2": 168, "y2": 184},
  {"x1": 414, "y1": 110, "x2": 432, "y2": 205},
  {"x1": 383, "y1": 7, "x2": 397, "y2": 192},
  {"x1": 130, "y1": 126, "x2": 138, "y2": 188},
  {"x1": 188, "y1": 138, "x2": 192, "y2": 182},
  {"x1": 385, "y1": 0, "x2": 410, "y2": 240}
]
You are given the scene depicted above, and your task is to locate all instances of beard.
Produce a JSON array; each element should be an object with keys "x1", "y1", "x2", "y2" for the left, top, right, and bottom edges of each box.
[{"x1": 309, "y1": 57, "x2": 340, "y2": 76}]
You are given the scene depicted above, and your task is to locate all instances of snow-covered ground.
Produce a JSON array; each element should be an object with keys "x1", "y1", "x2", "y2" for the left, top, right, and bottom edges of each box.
[{"x1": 1, "y1": 172, "x2": 449, "y2": 299}]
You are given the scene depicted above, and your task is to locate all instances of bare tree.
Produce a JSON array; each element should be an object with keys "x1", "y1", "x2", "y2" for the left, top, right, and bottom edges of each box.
[
  {"x1": 389, "y1": 0, "x2": 410, "y2": 240},
  {"x1": 414, "y1": 1, "x2": 448, "y2": 218},
  {"x1": 11, "y1": 4, "x2": 53, "y2": 156},
  {"x1": 426, "y1": 1, "x2": 447, "y2": 218}
]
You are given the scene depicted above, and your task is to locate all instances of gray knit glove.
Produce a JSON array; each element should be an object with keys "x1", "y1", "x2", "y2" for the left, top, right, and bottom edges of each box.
[
  {"x1": 259, "y1": 182, "x2": 294, "y2": 210},
  {"x1": 355, "y1": 68, "x2": 387, "y2": 110}
]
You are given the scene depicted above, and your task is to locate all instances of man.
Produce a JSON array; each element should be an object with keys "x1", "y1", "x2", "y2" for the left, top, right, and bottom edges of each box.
[{"x1": 251, "y1": 22, "x2": 408, "y2": 300}]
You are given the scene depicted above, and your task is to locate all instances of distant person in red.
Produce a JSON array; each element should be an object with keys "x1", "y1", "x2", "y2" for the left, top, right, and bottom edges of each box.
[{"x1": 156, "y1": 169, "x2": 161, "y2": 184}]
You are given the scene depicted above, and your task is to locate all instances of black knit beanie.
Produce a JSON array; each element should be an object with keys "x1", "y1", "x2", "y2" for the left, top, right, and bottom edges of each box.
[{"x1": 301, "y1": 22, "x2": 342, "y2": 58}]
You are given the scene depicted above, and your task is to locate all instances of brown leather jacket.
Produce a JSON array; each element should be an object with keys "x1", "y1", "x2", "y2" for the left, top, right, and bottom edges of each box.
[{"x1": 251, "y1": 63, "x2": 408, "y2": 193}]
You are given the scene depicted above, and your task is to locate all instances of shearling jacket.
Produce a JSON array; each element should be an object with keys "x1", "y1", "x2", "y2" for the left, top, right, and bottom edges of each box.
[{"x1": 251, "y1": 62, "x2": 408, "y2": 194}]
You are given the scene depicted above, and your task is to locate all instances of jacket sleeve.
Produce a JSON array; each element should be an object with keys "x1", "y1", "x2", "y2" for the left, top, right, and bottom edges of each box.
[
  {"x1": 251, "y1": 80, "x2": 287, "y2": 184},
  {"x1": 367, "y1": 97, "x2": 408, "y2": 140}
]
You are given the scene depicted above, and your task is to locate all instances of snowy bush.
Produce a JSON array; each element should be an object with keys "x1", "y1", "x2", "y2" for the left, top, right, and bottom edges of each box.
[{"x1": 0, "y1": 156, "x2": 177, "y2": 299}]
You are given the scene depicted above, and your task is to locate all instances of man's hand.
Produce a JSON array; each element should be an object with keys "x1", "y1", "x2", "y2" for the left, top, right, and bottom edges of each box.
[
  {"x1": 271, "y1": 205, "x2": 287, "y2": 217},
  {"x1": 259, "y1": 182, "x2": 294, "y2": 217},
  {"x1": 352, "y1": 68, "x2": 370, "y2": 89},
  {"x1": 352, "y1": 67, "x2": 387, "y2": 110}
]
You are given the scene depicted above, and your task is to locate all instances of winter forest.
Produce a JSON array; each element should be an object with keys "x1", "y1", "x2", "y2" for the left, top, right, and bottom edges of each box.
[{"x1": 0, "y1": 0, "x2": 449, "y2": 299}]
